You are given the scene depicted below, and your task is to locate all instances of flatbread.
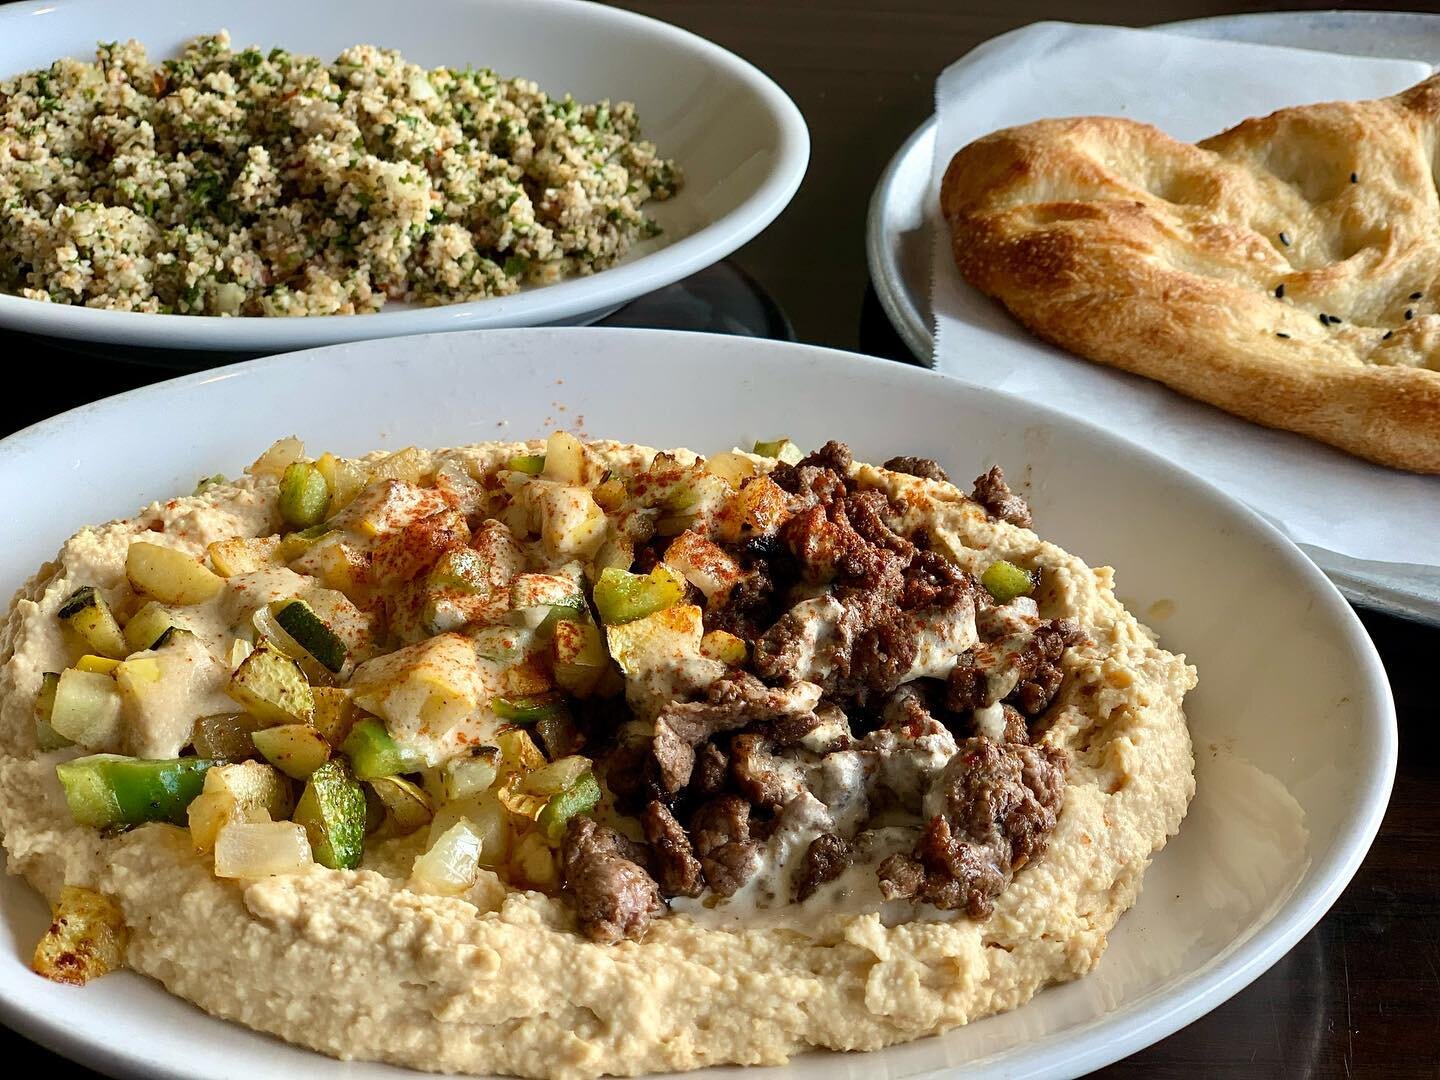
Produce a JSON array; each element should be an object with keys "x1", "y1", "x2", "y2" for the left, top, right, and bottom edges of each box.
[{"x1": 940, "y1": 75, "x2": 1440, "y2": 474}]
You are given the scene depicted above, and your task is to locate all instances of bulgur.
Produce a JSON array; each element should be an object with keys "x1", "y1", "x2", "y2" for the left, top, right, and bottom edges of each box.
[{"x1": 0, "y1": 32, "x2": 682, "y2": 315}]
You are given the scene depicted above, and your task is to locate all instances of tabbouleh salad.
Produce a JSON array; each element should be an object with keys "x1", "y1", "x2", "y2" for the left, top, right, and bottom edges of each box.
[{"x1": 0, "y1": 31, "x2": 682, "y2": 316}]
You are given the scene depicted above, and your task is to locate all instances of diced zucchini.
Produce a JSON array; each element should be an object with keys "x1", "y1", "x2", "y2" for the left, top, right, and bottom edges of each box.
[
  {"x1": 752, "y1": 437, "x2": 804, "y2": 464},
  {"x1": 272, "y1": 600, "x2": 347, "y2": 673},
  {"x1": 55, "y1": 754, "x2": 214, "y2": 829},
  {"x1": 311, "y1": 687, "x2": 357, "y2": 746},
  {"x1": 76, "y1": 654, "x2": 121, "y2": 676},
  {"x1": 226, "y1": 642, "x2": 313, "y2": 726},
  {"x1": 57, "y1": 587, "x2": 128, "y2": 659},
  {"x1": 34, "y1": 672, "x2": 72, "y2": 751},
  {"x1": 507, "y1": 452, "x2": 545, "y2": 475},
  {"x1": 191, "y1": 713, "x2": 256, "y2": 761},
  {"x1": 123, "y1": 601, "x2": 179, "y2": 652},
  {"x1": 535, "y1": 771, "x2": 601, "y2": 842},
  {"x1": 293, "y1": 758, "x2": 366, "y2": 869},
  {"x1": 206, "y1": 760, "x2": 293, "y2": 820},
  {"x1": 208, "y1": 536, "x2": 284, "y2": 577},
  {"x1": 50, "y1": 669, "x2": 124, "y2": 750},
  {"x1": 340, "y1": 717, "x2": 424, "y2": 780},
  {"x1": 251, "y1": 724, "x2": 331, "y2": 779},
  {"x1": 981, "y1": 560, "x2": 1036, "y2": 603},
  {"x1": 492, "y1": 693, "x2": 568, "y2": 725},
  {"x1": 278, "y1": 461, "x2": 331, "y2": 529},
  {"x1": 193, "y1": 473, "x2": 227, "y2": 495},
  {"x1": 126, "y1": 542, "x2": 224, "y2": 605},
  {"x1": 428, "y1": 548, "x2": 489, "y2": 593},
  {"x1": 368, "y1": 775, "x2": 434, "y2": 834},
  {"x1": 592, "y1": 565, "x2": 686, "y2": 624},
  {"x1": 276, "y1": 523, "x2": 333, "y2": 562},
  {"x1": 541, "y1": 431, "x2": 587, "y2": 484}
]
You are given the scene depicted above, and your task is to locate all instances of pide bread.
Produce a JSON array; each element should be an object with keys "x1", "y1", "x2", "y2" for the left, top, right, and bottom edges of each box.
[{"x1": 941, "y1": 76, "x2": 1440, "y2": 474}]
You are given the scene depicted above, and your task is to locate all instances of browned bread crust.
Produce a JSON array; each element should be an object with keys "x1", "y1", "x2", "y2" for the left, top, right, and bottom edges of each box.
[{"x1": 941, "y1": 76, "x2": 1440, "y2": 474}]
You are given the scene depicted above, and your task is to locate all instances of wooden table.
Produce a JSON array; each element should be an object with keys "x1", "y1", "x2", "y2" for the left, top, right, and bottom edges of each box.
[{"x1": 2, "y1": 2, "x2": 1437, "y2": 1075}]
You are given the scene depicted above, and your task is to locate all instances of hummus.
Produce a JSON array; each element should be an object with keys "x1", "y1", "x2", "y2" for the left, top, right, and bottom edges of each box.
[{"x1": 0, "y1": 435, "x2": 1196, "y2": 1078}]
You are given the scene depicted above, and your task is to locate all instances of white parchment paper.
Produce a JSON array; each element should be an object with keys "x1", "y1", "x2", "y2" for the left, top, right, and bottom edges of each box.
[{"x1": 930, "y1": 21, "x2": 1440, "y2": 567}]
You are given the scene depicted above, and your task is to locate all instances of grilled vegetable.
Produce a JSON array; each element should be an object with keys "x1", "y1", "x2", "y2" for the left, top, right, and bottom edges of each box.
[
  {"x1": 310, "y1": 687, "x2": 357, "y2": 747},
  {"x1": 187, "y1": 761, "x2": 293, "y2": 851},
  {"x1": 541, "y1": 431, "x2": 587, "y2": 484},
  {"x1": 752, "y1": 437, "x2": 803, "y2": 464},
  {"x1": 272, "y1": 599, "x2": 347, "y2": 673},
  {"x1": 122, "y1": 601, "x2": 179, "y2": 652},
  {"x1": 492, "y1": 693, "x2": 566, "y2": 725},
  {"x1": 190, "y1": 713, "x2": 255, "y2": 761},
  {"x1": 552, "y1": 619, "x2": 607, "y2": 697},
  {"x1": 126, "y1": 542, "x2": 225, "y2": 605},
  {"x1": 340, "y1": 717, "x2": 424, "y2": 780},
  {"x1": 49, "y1": 668, "x2": 124, "y2": 750},
  {"x1": 436, "y1": 747, "x2": 501, "y2": 801},
  {"x1": 412, "y1": 819, "x2": 482, "y2": 895},
  {"x1": 592, "y1": 565, "x2": 685, "y2": 625},
  {"x1": 700, "y1": 629, "x2": 748, "y2": 665},
  {"x1": 75, "y1": 654, "x2": 121, "y2": 676},
  {"x1": 278, "y1": 461, "x2": 331, "y2": 528},
  {"x1": 507, "y1": 453, "x2": 545, "y2": 475},
  {"x1": 293, "y1": 758, "x2": 366, "y2": 869},
  {"x1": 536, "y1": 769, "x2": 601, "y2": 842},
  {"x1": 368, "y1": 775, "x2": 434, "y2": 834},
  {"x1": 33, "y1": 672, "x2": 71, "y2": 751},
  {"x1": 251, "y1": 724, "x2": 331, "y2": 779},
  {"x1": 314, "y1": 452, "x2": 370, "y2": 511},
  {"x1": 248, "y1": 436, "x2": 305, "y2": 478},
  {"x1": 57, "y1": 586, "x2": 129, "y2": 659},
  {"x1": 31, "y1": 886, "x2": 128, "y2": 986},
  {"x1": 535, "y1": 710, "x2": 582, "y2": 759},
  {"x1": 213, "y1": 820, "x2": 313, "y2": 878},
  {"x1": 207, "y1": 536, "x2": 285, "y2": 577},
  {"x1": 55, "y1": 754, "x2": 214, "y2": 828},
  {"x1": 226, "y1": 642, "x2": 314, "y2": 726},
  {"x1": 981, "y1": 560, "x2": 1036, "y2": 603},
  {"x1": 370, "y1": 446, "x2": 428, "y2": 484}
]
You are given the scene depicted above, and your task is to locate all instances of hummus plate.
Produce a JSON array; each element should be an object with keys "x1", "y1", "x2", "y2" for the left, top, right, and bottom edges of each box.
[{"x1": 0, "y1": 329, "x2": 1395, "y2": 1079}]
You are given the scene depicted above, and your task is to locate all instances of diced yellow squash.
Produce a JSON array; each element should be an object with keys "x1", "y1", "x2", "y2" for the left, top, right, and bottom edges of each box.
[
  {"x1": 189, "y1": 760, "x2": 291, "y2": 854},
  {"x1": 348, "y1": 634, "x2": 489, "y2": 763},
  {"x1": 76, "y1": 655, "x2": 121, "y2": 675},
  {"x1": 368, "y1": 776, "x2": 434, "y2": 834},
  {"x1": 126, "y1": 542, "x2": 224, "y2": 605},
  {"x1": 315, "y1": 452, "x2": 372, "y2": 511},
  {"x1": 664, "y1": 530, "x2": 743, "y2": 600},
  {"x1": 123, "y1": 601, "x2": 180, "y2": 652},
  {"x1": 208, "y1": 536, "x2": 285, "y2": 577},
  {"x1": 57, "y1": 587, "x2": 129, "y2": 659},
  {"x1": 592, "y1": 476, "x2": 627, "y2": 511},
  {"x1": 31, "y1": 886, "x2": 128, "y2": 985},
  {"x1": 311, "y1": 687, "x2": 357, "y2": 746},
  {"x1": 369, "y1": 446, "x2": 428, "y2": 484},
  {"x1": 251, "y1": 724, "x2": 331, "y2": 779},
  {"x1": 535, "y1": 485, "x2": 607, "y2": 559},
  {"x1": 701, "y1": 629, "x2": 748, "y2": 665},
  {"x1": 541, "y1": 431, "x2": 588, "y2": 485},
  {"x1": 704, "y1": 451, "x2": 758, "y2": 488},
  {"x1": 605, "y1": 604, "x2": 707, "y2": 677}
]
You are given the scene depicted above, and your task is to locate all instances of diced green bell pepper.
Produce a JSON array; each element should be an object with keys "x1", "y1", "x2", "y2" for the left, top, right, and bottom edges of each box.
[
  {"x1": 592, "y1": 565, "x2": 685, "y2": 625},
  {"x1": 340, "y1": 717, "x2": 424, "y2": 780},
  {"x1": 507, "y1": 453, "x2": 545, "y2": 475},
  {"x1": 55, "y1": 754, "x2": 215, "y2": 829},
  {"x1": 536, "y1": 771, "x2": 601, "y2": 842},
  {"x1": 492, "y1": 693, "x2": 568, "y2": 725}
]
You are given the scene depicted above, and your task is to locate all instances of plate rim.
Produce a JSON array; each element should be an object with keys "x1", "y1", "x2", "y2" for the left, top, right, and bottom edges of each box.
[
  {"x1": 0, "y1": 0, "x2": 811, "y2": 351},
  {"x1": 0, "y1": 326, "x2": 1399, "y2": 1080},
  {"x1": 863, "y1": 9, "x2": 1440, "y2": 624}
]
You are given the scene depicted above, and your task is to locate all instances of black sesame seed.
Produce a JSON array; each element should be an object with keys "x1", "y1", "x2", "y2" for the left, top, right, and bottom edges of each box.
[
  {"x1": 1276, "y1": 332, "x2": 1290, "y2": 339},
  {"x1": 1350, "y1": 172, "x2": 1359, "y2": 183},
  {"x1": 1406, "y1": 309, "x2": 1415, "y2": 320},
  {"x1": 1274, "y1": 283, "x2": 1286, "y2": 298},
  {"x1": 1411, "y1": 291, "x2": 1424, "y2": 300},
  {"x1": 1383, "y1": 330, "x2": 1394, "y2": 340},
  {"x1": 1279, "y1": 232, "x2": 1291, "y2": 246}
]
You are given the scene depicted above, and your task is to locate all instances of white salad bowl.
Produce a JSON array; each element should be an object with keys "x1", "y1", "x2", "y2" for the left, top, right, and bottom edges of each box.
[
  {"x1": 0, "y1": 0, "x2": 808, "y2": 352},
  {"x1": 0, "y1": 329, "x2": 1395, "y2": 1079}
]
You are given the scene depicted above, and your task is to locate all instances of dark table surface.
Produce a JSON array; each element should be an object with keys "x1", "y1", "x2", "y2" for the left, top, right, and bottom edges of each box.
[{"x1": 3, "y1": 1, "x2": 1438, "y2": 1076}]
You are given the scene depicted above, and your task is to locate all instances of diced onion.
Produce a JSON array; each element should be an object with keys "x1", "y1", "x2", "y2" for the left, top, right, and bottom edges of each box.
[
  {"x1": 412, "y1": 820, "x2": 482, "y2": 895},
  {"x1": 444, "y1": 753, "x2": 500, "y2": 801},
  {"x1": 520, "y1": 755, "x2": 591, "y2": 796},
  {"x1": 213, "y1": 821, "x2": 313, "y2": 879}
]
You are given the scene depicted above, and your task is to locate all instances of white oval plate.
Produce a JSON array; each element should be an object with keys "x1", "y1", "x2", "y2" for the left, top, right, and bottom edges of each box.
[
  {"x1": 864, "y1": 10, "x2": 1440, "y2": 626},
  {"x1": 0, "y1": 0, "x2": 808, "y2": 353},
  {"x1": 0, "y1": 328, "x2": 1395, "y2": 1079}
]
